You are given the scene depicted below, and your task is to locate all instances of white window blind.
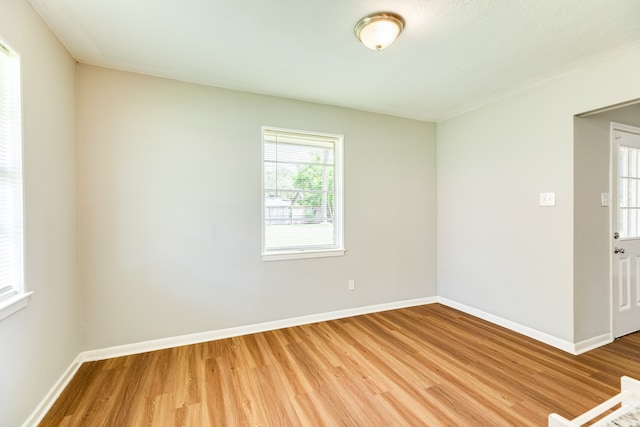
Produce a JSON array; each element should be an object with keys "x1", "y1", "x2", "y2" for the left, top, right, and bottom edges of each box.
[
  {"x1": 262, "y1": 127, "x2": 344, "y2": 260},
  {"x1": 0, "y1": 40, "x2": 24, "y2": 304}
]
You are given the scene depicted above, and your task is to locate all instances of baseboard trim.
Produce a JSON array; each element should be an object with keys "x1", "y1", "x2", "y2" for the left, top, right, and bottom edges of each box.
[
  {"x1": 437, "y1": 297, "x2": 580, "y2": 354},
  {"x1": 82, "y1": 296, "x2": 437, "y2": 362},
  {"x1": 22, "y1": 353, "x2": 84, "y2": 427},
  {"x1": 573, "y1": 333, "x2": 613, "y2": 355}
]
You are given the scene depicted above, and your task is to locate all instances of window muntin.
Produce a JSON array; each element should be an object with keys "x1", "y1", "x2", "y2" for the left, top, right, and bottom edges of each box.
[
  {"x1": 262, "y1": 127, "x2": 344, "y2": 260},
  {"x1": 0, "y1": 38, "x2": 26, "y2": 318}
]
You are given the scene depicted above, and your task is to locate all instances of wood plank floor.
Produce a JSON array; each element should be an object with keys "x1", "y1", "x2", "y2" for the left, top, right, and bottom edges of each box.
[{"x1": 39, "y1": 304, "x2": 640, "y2": 426}]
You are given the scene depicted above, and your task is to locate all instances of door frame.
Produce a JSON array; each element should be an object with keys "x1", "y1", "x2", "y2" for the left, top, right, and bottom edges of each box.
[{"x1": 610, "y1": 122, "x2": 640, "y2": 337}]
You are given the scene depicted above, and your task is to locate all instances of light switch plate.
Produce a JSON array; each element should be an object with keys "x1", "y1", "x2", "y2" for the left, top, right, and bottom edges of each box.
[
  {"x1": 601, "y1": 192, "x2": 610, "y2": 207},
  {"x1": 539, "y1": 192, "x2": 556, "y2": 207}
]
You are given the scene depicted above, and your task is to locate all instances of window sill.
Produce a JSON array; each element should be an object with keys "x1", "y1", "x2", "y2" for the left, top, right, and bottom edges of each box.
[
  {"x1": 263, "y1": 248, "x2": 345, "y2": 262},
  {"x1": 0, "y1": 292, "x2": 33, "y2": 321}
]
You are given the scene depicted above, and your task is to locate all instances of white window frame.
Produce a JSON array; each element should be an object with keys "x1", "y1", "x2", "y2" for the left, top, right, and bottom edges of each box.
[
  {"x1": 262, "y1": 126, "x2": 345, "y2": 261},
  {"x1": 0, "y1": 38, "x2": 31, "y2": 321}
]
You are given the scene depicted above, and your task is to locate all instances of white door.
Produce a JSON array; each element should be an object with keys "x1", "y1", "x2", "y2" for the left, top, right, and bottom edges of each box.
[{"x1": 612, "y1": 123, "x2": 640, "y2": 337}]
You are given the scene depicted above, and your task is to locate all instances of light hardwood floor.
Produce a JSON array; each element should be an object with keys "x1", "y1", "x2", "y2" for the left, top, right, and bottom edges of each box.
[{"x1": 40, "y1": 304, "x2": 640, "y2": 426}]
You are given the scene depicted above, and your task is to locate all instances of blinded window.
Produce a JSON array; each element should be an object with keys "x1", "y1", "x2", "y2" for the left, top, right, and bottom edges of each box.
[
  {"x1": 262, "y1": 127, "x2": 344, "y2": 260},
  {"x1": 0, "y1": 40, "x2": 23, "y2": 303}
]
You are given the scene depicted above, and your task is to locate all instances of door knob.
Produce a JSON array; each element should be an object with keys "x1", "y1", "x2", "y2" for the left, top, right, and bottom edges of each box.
[{"x1": 615, "y1": 247, "x2": 626, "y2": 254}]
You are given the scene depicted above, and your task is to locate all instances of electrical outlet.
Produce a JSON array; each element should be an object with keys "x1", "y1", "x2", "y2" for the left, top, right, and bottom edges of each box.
[{"x1": 348, "y1": 279, "x2": 355, "y2": 291}]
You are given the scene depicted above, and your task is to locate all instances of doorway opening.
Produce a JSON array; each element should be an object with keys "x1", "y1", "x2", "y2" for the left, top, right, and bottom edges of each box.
[{"x1": 573, "y1": 100, "x2": 640, "y2": 342}]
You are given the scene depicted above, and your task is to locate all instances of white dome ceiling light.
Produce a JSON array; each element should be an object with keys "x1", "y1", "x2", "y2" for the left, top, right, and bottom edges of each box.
[{"x1": 354, "y1": 12, "x2": 405, "y2": 51}]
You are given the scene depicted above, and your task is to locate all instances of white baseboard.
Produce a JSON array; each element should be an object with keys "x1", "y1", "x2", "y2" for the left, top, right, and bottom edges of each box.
[
  {"x1": 573, "y1": 333, "x2": 613, "y2": 355},
  {"x1": 22, "y1": 353, "x2": 84, "y2": 427},
  {"x1": 437, "y1": 297, "x2": 581, "y2": 354},
  {"x1": 82, "y1": 296, "x2": 437, "y2": 361},
  {"x1": 23, "y1": 296, "x2": 436, "y2": 426},
  {"x1": 24, "y1": 295, "x2": 613, "y2": 426}
]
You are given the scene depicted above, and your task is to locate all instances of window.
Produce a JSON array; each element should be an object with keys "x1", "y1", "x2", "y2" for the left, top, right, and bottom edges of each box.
[
  {"x1": 0, "y1": 39, "x2": 29, "y2": 321},
  {"x1": 262, "y1": 127, "x2": 344, "y2": 261},
  {"x1": 619, "y1": 144, "x2": 640, "y2": 239}
]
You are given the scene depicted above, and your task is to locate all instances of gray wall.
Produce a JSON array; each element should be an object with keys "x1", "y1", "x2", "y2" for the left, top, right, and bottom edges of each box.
[
  {"x1": 5, "y1": 3, "x2": 640, "y2": 422},
  {"x1": 437, "y1": 44, "x2": 640, "y2": 343},
  {"x1": 574, "y1": 104, "x2": 640, "y2": 342},
  {"x1": 0, "y1": 0, "x2": 80, "y2": 425},
  {"x1": 77, "y1": 65, "x2": 438, "y2": 349}
]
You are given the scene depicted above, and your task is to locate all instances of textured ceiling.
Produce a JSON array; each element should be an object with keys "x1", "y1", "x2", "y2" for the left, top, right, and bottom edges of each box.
[{"x1": 29, "y1": 0, "x2": 640, "y2": 121}]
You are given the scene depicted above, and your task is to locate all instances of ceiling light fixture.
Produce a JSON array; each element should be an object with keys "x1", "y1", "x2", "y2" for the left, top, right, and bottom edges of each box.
[{"x1": 354, "y1": 12, "x2": 405, "y2": 51}]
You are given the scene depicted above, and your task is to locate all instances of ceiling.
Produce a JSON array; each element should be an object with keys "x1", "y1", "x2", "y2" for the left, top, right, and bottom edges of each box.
[{"x1": 29, "y1": 0, "x2": 640, "y2": 122}]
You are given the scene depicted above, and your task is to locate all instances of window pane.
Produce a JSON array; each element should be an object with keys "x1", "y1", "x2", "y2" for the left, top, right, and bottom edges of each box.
[
  {"x1": 263, "y1": 127, "x2": 342, "y2": 254},
  {"x1": 274, "y1": 143, "x2": 334, "y2": 166},
  {"x1": 631, "y1": 147, "x2": 639, "y2": 178},
  {"x1": 620, "y1": 178, "x2": 628, "y2": 208},
  {"x1": 620, "y1": 147, "x2": 629, "y2": 177},
  {"x1": 619, "y1": 145, "x2": 640, "y2": 238},
  {"x1": 265, "y1": 223, "x2": 335, "y2": 249},
  {"x1": 0, "y1": 40, "x2": 23, "y2": 297},
  {"x1": 630, "y1": 179, "x2": 638, "y2": 208}
]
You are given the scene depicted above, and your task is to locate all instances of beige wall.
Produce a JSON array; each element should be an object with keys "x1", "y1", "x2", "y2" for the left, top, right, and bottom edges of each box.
[
  {"x1": 574, "y1": 104, "x2": 640, "y2": 342},
  {"x1": 0, "y1": 0, "x2": 80, "y2": 425},
  {"x1": 438, "y1": 44, "x2": 640, "y2": 343},
  {"x1": 77, "y1": 65, "x2": 438, "y2": 349}
]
